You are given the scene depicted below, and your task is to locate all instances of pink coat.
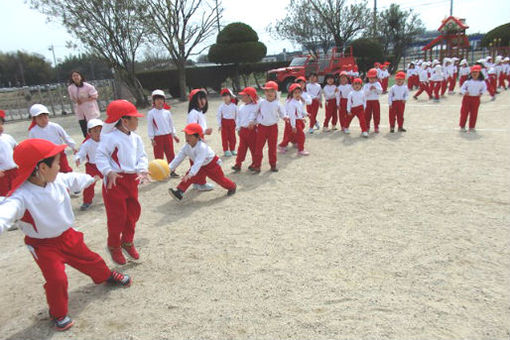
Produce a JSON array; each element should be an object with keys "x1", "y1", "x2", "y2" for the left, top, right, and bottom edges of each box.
[{"x1": 67, "y1": 82, "x2": 101, "y2": 121}]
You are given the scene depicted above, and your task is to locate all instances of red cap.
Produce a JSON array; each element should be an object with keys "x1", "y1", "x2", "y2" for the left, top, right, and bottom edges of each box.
[
  {"x1": 8, "y1": 139, "x2": 67, "y2": 196},
  {"x1": 105, "y1": 100, "x2": 144, "y2": 124},
  {"x1": 471, "y1": 65, "x2": 482, "y2": 72},
  {"x1": 188, "y1": 88, "x2": 207, "y2": 102},
  {"x1": 379, "y1": 64, "x2": 385, "y2": 69},
  {"x1": 384, "y1": 61, "x2": 391, "y2": 65},
  {"x1": 352, "y1": 78, "x2": 363, "y2": 84},
  {"x1": 295, "y1": 76, "x2": 307, "y2": 83},
  {"x1": 374, "y1": 62, "x2": 380, "y2": 67},
  {"x1": 239, "y1": 87, "x2": 258, "y2": 103},
  {"x1": 288, "y1": 83, "x2": 302, "y2": 93},
  {"x1": 183, "y1": 123, "x2": 204, "y2": 139},
  {"x1": 395, "y1": 72, "x2": 406, "y2": 80},
  {"x1": 367, "y1": 68, "x2": 378, "y2": 78},
  {"x1": 220, "y1": 88, "x2": 237, "y2": 104},
  {"x1": 339, "y1": 71, "x2": 348, "y2": 77},
  {"x1": 0, "y1": 110, "x2": 5, "y2": 119},
  {"x1": 353, "y1": 65, "x2": 358, "y2": 71},
  {"x1": 262, "y1": 81, "x2": 279, "y2": 91}
]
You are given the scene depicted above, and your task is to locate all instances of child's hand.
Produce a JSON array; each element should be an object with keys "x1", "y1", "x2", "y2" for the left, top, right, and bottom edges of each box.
[
  {"x1": 173, "y1": 135, "x2": 180, "y2": 143},
  {"x1": 182, "y1": 174, "x2": 191, "y2": 182},
  {"x1": 136, "y1": 171, "x2": 150, "y2": 184},
  {"x1": 151, "y1": 139, "x2": 156, "y2": 146},
  {"x1": 107, "y1": 172, "x2": 123, "y2": 189},
  {"x1": 0, "y1": 170, "x2": 4, "y2": 178},
  {"x1": 205, "y1": 128, "x2": 213, "y2": 135}
]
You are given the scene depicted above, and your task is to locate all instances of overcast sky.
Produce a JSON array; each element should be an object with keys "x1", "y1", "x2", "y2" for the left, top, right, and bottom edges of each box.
[{"x1": 1, "y1": 0, "x2": 509, "y2": 65}]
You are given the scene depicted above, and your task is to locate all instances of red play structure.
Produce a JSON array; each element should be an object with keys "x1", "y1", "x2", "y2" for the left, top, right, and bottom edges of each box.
[{"x1": 422, "y1": 16, "x2": 470, "y2": 60}]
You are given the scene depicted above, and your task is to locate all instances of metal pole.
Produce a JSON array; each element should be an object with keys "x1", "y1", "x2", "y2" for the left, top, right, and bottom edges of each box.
[
  {"x1": 373, "y1": 0, "x2": 377, "y2": 37},
  {"x1": 450, "y1": 0, "x2": 453, "y2": 16}
]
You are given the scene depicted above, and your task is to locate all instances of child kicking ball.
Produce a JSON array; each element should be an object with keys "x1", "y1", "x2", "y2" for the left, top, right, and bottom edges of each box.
[{"x1": 169, "y1": 123, "x2": 236, "y2": 201}]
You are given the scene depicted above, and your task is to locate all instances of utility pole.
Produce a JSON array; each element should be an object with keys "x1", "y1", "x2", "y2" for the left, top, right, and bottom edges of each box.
[
  {"x1": 48, "y1": 45, "x2": 59, "y2": 81},
  {"x1": 450, "y1": 0, "x2": 453, "y2": 16},
  {"x1": 373, "y1": 0, "x2": 377, "y2": 37}
]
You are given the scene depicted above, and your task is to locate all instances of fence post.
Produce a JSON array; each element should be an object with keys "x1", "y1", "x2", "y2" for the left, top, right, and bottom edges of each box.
[{"x1": 47, "y1": 85, "x2": 57, "y2": 116}]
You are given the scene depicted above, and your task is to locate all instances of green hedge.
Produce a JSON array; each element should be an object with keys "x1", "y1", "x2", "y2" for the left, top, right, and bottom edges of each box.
[{"x1": 136, "y1": 61, "x2": 288, "y2": 98}]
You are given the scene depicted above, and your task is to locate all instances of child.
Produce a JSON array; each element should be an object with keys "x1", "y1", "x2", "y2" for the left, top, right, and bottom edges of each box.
[
  {"x1": 487, "y1": 65, "x2": 497, "y2": 101},
  {"x1": 252, "y1": 81, "x2": 286, "y2": 173},
  {"x1": 28, "y1": 104, "x2": 76, "y2": 173},
  {"x1": 363, "y1": 68, "x2": 383, "y2": 133},
  {"x1": 430, "y1": 64, "x2": 444, "y2": 102},
  {"x1": 0, "y1": 139, "x2": 131, "y2": 331},
  {"x1": 388, "y1": 72, "x2": 410, "y2": 133},
  {"x1": 278, "y1": 84, "x2": 309, "y2": 155},
  {"x1": 322, "y1": 74, "x2": 338, "y2": 132},
  {"x1": 0, "y1": 110, "x2": 18, "y2": 196},
  {"x1": 187, "y1": 88, "x2": 213, "y2": 191},
  {"x1": 413, "y1": 62, "x2": 432, "y2": 100},
  {"x1": 459, "y1": 65, "x2": 487, "y2": 132},
  {"x1": 345, "y1": 78, "x2": 368, "y2": 137},
  {"x1": 379, "y1": 62, "x2": 390, "y2": 93},
  {"x1": 147, "y1": 90, "x2": 180, "y2": 177},
  {"x1": 495, "y1": 56, "x2": 505, "y2": 90},
  {"x1": 458, "y1": 59, "x2": 470, "y2": 87},
  {"x1": 336, "y1": 71, "x2": 352, "y2": 133},
  {"x1": 96, "y1": 100, "x2": 148, "y2": 265},
  {"x1": 169, "y1": 123, "x2": 236, "y2": 200},
  {"x1": 444, "y1": 58, "x2": 456, "y2": 95},
  {"x1": 217, "y1": 88, "x2": 238, "y2": 157},
  {"x1": 232, "y1": 87, "x2": 258, "y2": 172},
  {"x1": 407, "y1": 62, "x2": 418, "y2": 90},
  {"x1": 305, "y1": 73, "x2": 323, "y2": 133},
  {"x1": 74, "y1": 119, "x2": 104, "y2": 211}
]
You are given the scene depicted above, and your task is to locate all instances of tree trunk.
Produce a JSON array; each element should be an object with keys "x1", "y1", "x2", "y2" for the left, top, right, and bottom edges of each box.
[
  {"x1": 116, "y1": 68, "x2": 149, "y2": 108},
  {"x1": 233, "y1": 64, "x2": 241, "y2": 92},
  {"x1": 177, "y1": 59, "x2": 187, "y2": 101}
]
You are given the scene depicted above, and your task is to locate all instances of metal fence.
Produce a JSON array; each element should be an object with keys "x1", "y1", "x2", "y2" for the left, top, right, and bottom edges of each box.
[{"x1": 0, "y1": 79, "x2": 116, "y2": 122}]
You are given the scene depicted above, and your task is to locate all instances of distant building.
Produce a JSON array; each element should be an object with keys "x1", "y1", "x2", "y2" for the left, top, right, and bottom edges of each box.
[{"x1": 263, "y1": 49, "x2": 304, "y2": 62}]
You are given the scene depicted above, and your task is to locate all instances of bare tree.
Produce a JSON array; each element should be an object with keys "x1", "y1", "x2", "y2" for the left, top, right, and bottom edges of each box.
[
  {"x1": 268, "y1": 0, "x2": 334, "y2": 57},
  {"x1": 308, "y1": 0, "x2": 371, "y2": 49},
  {"x1": 142, "y1": 0, "x2": 223, "y2": 101},
  {"x1": 30, "y1": 0, "x2": 149, "y2": 106}
]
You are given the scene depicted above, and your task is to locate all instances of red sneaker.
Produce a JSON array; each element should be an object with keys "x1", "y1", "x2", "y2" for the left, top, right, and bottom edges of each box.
[
  {"x1": 107, "y1": 270, "x2": 132, "y2": 287},
  {"x1": 108, "y1": 247, "x2": 126, "y2": 265},
  {"x1": 122, "y1": 242, "x2": 140, "y2": 260}
]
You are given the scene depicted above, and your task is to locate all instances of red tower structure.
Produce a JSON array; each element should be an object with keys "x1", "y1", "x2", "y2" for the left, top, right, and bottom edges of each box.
[{"x1": 422, "y1": 16, "x2": 470, "y2": 60}]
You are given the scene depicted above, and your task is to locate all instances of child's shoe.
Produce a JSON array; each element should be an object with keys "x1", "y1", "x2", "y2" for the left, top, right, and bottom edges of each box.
[
  {"x1": 332, "y1": 126, "x2": 338, "y2": 131},
  {"x1": 224, "y1": 150, "x2": 232, "y2": 157},
  {"x1": 250, "y1": 167, "x2": 261, "y2": 174},
  {"x1": 459, "y1": 126, "x2": 467, "y2": 132},
  {"x1": 197, "y1": 183, "x2": 214, "y2": 191},
  {"x1": 270, "y1": 166, "x2": 279, "y2": 172},
  {"x1": 227, "y1": 186, "x2": 236, "y2": 196},
  {"x1": 344, "y1": 128, "x2": 350, "y2": 134},
  {"x1": 362, "y1": 132, "x2": 369, "y2": 138},
  {"x1": 108, "y1": 247, "x2": 126, "y2": 265},
  {"x1": 314, "y1": 122, "x2": 320, "y2": 130},
  {"x1": 390, "y1": 128, "x2": 395, "y2": 133},
  {"x1": 170, "y1": 171, "x2": 179, "y2": 178},
  {"x1": 80, "y1": 203, "x2": 91, "y2": 211},
  {"x1": 298, "y1": 150, "x2": 310, "y2": 156},
  {"x1": 54, "y1": 315, "x2": 74, "y2": 331},
  {"x1": 374, "y1": 127, "x2": 379, "y2": 133},
  {"x1": 308, "y1": 128, "x2": 314, "y2": 134},
  {"x1": 169, "y1": 188, "x2": 184, "y2": 201},
  {"x1": 398, "y1": 127, "x2": 407, "y2": 132},
  {"x1": 107, "y1": 270, "x2": 132, "y2": 287},
  {"x1": 231, "y1": 150, "x2": 237, "y2": 156},
  {"x1": 122, "y1": 242, "x2": 139, "y2": 260},
  {"x1": 278, "y1": 146, "x2": 287, "y2": 153},
  {"x1": 231, "y1": 165, "x2": 241, "y2": 172}
]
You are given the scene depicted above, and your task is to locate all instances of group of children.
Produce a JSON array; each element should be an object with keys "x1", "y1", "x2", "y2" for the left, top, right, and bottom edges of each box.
[{"x1": 0, "y1": 54, "x2": 504, "y2": 331}]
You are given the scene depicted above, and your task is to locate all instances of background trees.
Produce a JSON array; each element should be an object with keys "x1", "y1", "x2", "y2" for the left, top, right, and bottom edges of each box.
[{"x1": 0, "y1": 51, "x2": 53, "y2": 87}]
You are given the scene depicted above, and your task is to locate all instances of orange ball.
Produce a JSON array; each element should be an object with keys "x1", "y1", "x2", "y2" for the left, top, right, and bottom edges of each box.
[{"x1": 148, "y1": 159, "x2": 170, "y2": 181}]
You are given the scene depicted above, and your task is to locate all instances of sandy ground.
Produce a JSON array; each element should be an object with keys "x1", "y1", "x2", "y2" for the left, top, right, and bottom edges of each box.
[{"x1": 0, "y1": 88, "x2": 509, "y2": 340}]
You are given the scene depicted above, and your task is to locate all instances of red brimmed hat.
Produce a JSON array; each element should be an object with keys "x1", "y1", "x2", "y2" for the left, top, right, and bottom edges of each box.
[
  {"x1": 188, "y1": 88, "x2": 207, "y2": 101},
  {"x1": 239, "y1": 87, "x2": 258, "y2": 103},
  {"x1": 183, "y1": 123, "x2": 204, "y2": 139},
  {"x1": 262, "y1": 81, "x2": 279, "y2": 91},
  {"x1": 0, "y1": 110, "x2": 5, "y2": 119},
  {"x1": 471, "y1": 65, "x2": 482, "y2": 72},
  {"x1": 288, "y1": 83, "x2": 302, "y2": 93},
  {"x1": 220, "y1": 88, "x2": 237, "y2": 104},
  {"x1": 395, "y1": 71, "x2": 406, "y2": 80},
  {"x1": 367, "y1": 68, "x2": 378, "y2": 78},
  {"x1": 105, "y1": 100, "x2": 144, "y2": 124},
  {"x1": 339, "y1": 71, "x2": 348, "y2": 77},
  {"x1": 295, "y1": 76, "x2": 307, "y2": 83},
  {"x1": 8, "y1": 139, "x2": 67, "y2": 196},
  {"x1": 374, "y1": 62, "x2": 380, "y2": 67},
  {"x1": 352, "y1": 78, "x2": 363, "y2": 84}
]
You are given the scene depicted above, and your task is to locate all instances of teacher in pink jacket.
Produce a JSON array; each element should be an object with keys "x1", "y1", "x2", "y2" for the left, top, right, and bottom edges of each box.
[{"x1": 67, "y1": 71, "x2": 101, "y2": 137}]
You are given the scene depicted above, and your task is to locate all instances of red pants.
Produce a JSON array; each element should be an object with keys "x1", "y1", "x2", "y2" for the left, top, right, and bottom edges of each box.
[
  {"x1": 25, "y1": 228, "x2": 111, "y2": 319},
  {"x1": 345, "y1": 106, "x2": 368, "y2": 132},
  {"x1": 459, "y1": 75, "x2": 468, "y2": 87},
  {"x1": 153, "y1": 134, "x2": 175, "y2": 163},
  {"x1": 389, "y1": 100, "x2": 406, "y2": 128},
  {"x1": 235, "y1": 127, "x2": 257, "y2": 168},
  {"x1": 407, "y1": 75, "x2": 419, "y2": 90},
  {"x1": 415, "y1": 82, "x2": 432, "y2": 98},
  {"x1": 486, "y1": 78, "x2": 496, "y2": 97},
  {"x1": 441, "y1": 79, "x2": 448, "y2": 96},
  {"x1": 0, "y1": 167, "x2": 17, "y2": 196},
  {"x1": 220, "y1": 118, "x2": 236, "y2": 152},
  {"x1": 83, "y1": 163, "x2": 102, "y2": 204},
  {"x1": 431, "y1": 81, "x2": 442, "y2": 99},
  {"x1": 459, "y1": 96, "x2": 481, "y2": 129},
  {"x1": 177, "y1": 156, "x2": 235, "y2": 192},
  {"x1": 364, "y1": 100, "x2": 380, "y2": 130},
  {"x1": 381, "y1": 78, "x2": 389, "y2": 92},
  {"x1": 253, "y1": 124, "x2": 278, "y2": 169},
  {"x1": 448, "y1": 76, "x2": 456, "y2": 92},
  {"x1": 279, "y1": 120, "x2": 305, "y2": 151},
  {"x1": 102, "y1": 174, "x2": 140, "y2": 248},
  {"x1": 306, "y1": 99, "x2": 320, "y2": 128},
  {"x1": 338, "y1": 98, "x2": 348, "y2": 129},
  {"x1": 59, "y1": 152, "x2": 73, "y2": 173},
  {"x1": 323, "y1": 99, "x2": 338, "y2": 127},
  {"x1": 498, "y1": 73, "x2": 507, "y2": 89}
]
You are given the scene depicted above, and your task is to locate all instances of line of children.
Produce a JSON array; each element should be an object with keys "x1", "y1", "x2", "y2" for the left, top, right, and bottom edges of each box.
[
  {"x1": 147, "y1": 90, "x2": 180, "y2": 177},
  {"x1": 217, "y1": 88, "x2": 238, "y2": 157}
]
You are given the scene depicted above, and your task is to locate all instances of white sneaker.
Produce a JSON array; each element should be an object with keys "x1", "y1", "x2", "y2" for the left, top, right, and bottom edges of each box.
[
  {"x1": 344, "y1": 128, "x2": 350, "y2": 134},
  {"x1": 362, "y1": 132, "x2": 369, "y2": 138},
  {"x1": 224, "y1": 150, "x2": 232, "y2": 157},
  {"x1": 314, "y1": 122, "x2": 320, "y2": 130},
  {"x1": 459, "y1": 127, "x2": 467, "y2": 132},
  {"x1": 197, "y1": 183, "x2": 214, "y2": 191},
  {"x1": 322, "y1": 127, "x2": 329, "y2": 132},
  {"x1": 308, "y1": 128, "x2": 314, "y2": 134},
  {"x1": 298, "y1": 150, "x2": 310, "y2": 156}
]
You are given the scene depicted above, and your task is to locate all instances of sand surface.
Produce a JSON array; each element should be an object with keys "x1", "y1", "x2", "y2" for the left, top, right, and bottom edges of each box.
[{"x1": 0, "y1": 89, "x2": 509, "y2": 340}]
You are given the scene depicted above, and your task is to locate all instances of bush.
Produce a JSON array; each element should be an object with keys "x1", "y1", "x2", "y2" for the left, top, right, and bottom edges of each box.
[
  {"x1": 481, "y1": 23, "x2": 510, "y2": 47},
  {"x1": 348, "y1": 38, "x2": 384, "y2": 74}
]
